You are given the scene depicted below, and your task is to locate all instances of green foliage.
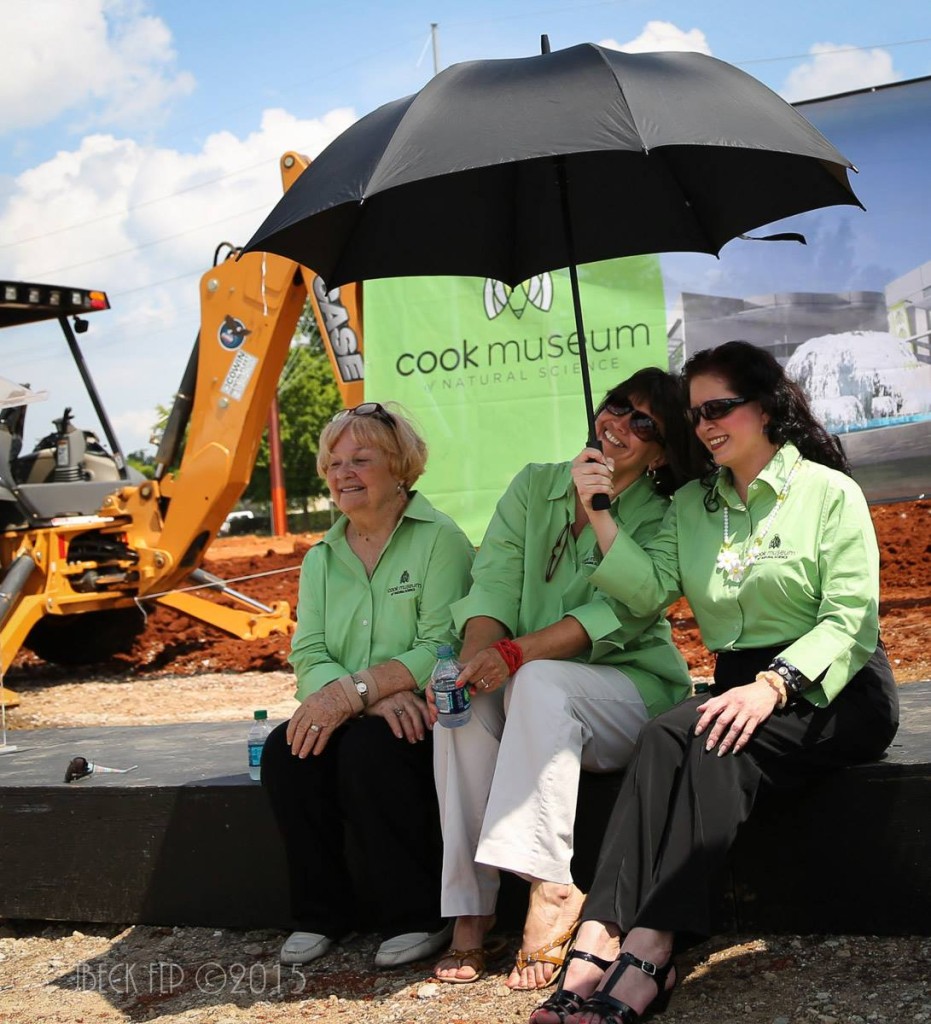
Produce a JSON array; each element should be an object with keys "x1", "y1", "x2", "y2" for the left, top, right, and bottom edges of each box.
[
  {"x1": 126, "y1": 449, "x2": 157, "y2": 480},
  {"x1": 297, "y1": 302, "x2": 325, "y2": 355},
  {"x1": 244, "y1": 334, "x2": 342, "y2": 506}
]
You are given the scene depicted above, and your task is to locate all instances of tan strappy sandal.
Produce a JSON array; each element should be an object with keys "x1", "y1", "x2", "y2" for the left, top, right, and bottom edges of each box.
[{"x1": 513, "y1": 922, "x2": 580, "y2": 989}]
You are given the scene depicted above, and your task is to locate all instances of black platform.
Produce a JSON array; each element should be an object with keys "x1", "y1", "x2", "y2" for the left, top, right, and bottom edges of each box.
[{"x1": 1, "y1": 682, "x2": 928, "y2": 935}]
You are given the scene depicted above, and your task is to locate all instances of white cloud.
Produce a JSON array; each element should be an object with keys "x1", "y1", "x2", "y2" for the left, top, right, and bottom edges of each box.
[
  {"x1": 0, "y1": 105, "x2": 357, "y2": 451},
  {"x1": 111, "y1": 405, "x2": 162, "y2": 448},
  {"x1": 600, "y1": 21, "x2": 712, "y2": 56},
  {"x1": 781, "y1": 43, "x2": 901, "y2": 102},
  {"x1": 0, "y1": 0, "x2": 195, "y2": 135}
]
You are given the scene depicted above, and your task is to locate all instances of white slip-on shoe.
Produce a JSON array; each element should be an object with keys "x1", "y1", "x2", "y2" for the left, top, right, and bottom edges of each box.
[
  {"x1": 279, "y1": 931, "x2": 333, "y2": 965},
  {"x1": 374, "y1": 922, "x2": 454, "y2": 968}
]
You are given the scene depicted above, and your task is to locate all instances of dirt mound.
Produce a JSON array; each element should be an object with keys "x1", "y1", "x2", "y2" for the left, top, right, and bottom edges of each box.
[{"x1": 8, "y1": 499, "x2": 931, "y2": 684}]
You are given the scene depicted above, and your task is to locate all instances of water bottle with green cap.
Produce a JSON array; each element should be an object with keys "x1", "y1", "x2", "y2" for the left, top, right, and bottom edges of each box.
[{"x1": 248, "y1": 709, "x2": 272, "y2": 781}]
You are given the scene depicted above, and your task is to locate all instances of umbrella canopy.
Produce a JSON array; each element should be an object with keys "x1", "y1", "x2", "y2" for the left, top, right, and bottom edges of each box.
[{"x1": 243, "y1": 43, "x2": 861, "y2": 289}]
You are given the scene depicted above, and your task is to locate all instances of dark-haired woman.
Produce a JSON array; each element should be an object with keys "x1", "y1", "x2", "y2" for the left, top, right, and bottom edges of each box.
[
  {"x1": 531, "y1": 341, "x2": 899, "y2": 1024},
  {"x1": 430, "y1": 368, "x2": 699, "y2": 991}
]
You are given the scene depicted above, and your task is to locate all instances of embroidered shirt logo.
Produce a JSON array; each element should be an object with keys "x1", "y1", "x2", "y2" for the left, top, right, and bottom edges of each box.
[
  {"x1": 757, "y1": 533, "x2": 794, "y2": 562},
  {"x1": 388, "y1": 570, "x2": 420, "y2": 596}
]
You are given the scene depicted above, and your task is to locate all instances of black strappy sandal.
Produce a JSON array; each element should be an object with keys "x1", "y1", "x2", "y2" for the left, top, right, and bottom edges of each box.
[
  {"x1": 573, "y1": 951, "x2": 677, "y2": 1023},
  {"x1": 529, "y1": 948, "x2": 615, "y2": 1024}
]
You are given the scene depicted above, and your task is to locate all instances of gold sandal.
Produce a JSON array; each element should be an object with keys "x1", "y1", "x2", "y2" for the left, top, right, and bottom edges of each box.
[{"x1": 513, "y1": 922, "x2": 580, "y2": 989}]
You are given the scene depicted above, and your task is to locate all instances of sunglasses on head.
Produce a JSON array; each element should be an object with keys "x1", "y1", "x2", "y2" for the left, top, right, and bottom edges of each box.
[
  {"x1": 598, "y1": 398, "x2": 664, "y2": 444},
  {"x1": 688, "y1": 396, "x2": 750, "y2": 427},
  {"x1": 332, "y1": 402, "x2": 397, "y2": 430}
]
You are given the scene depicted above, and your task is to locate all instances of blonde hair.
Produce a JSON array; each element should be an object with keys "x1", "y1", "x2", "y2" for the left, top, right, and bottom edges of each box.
[{"x1": 316, "y1": 402, "x2": 428, "y2": 489}]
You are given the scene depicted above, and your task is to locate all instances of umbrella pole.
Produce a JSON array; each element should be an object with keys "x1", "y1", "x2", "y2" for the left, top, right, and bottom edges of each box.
[
  {"x1": 565, "y1": 260, "x2": 598, "y2": 441},
  {"x1": 555, "y1": 155, "x2": 610, "y2": 510}
]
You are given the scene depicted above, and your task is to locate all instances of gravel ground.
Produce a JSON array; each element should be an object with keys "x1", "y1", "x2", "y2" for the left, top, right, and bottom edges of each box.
[{"x1": 1, "y1": 920, "x2": 928, "y2": 1024}]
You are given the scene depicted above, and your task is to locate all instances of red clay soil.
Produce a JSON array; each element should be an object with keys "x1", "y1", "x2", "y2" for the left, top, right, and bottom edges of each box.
[{"x1": 11, "y1": 499, "x2": 931, "y2": 683}]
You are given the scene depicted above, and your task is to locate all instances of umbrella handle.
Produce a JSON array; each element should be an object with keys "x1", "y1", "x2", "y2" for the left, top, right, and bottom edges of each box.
[{"x1": 586, "y1": 438, "x2": 611, "y2": 511}]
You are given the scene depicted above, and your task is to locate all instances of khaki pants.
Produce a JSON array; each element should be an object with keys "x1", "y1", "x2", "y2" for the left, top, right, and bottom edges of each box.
[{"x1": 433, "y1": 659, "x2": 648, "y2": 918}]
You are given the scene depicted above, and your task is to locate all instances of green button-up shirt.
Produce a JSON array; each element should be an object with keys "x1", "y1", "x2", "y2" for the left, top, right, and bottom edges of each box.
[
  {"x1": 589, "y1": 444, "x2": 880, "y2": 706},
  {"x1": 288, "y1": 491, "x2": 475, "y2": 701},
  {"x1": 451, "y1": 462, "x2": 691, "y2": 718}
]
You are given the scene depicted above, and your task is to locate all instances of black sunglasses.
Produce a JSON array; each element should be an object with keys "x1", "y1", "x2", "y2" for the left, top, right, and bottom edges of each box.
[
  {"x1": 598, "y1": 399, "x2": 664, "y2": 444},
  {"x1": 332, "y1": 402, "x2": 397, "y2": 430},
  {"x1": 545, "y1": 518, "x2": 571, "y2": 583},
  {"x1": 688, "y1": 396, "x2": 750, "y2": 427}
]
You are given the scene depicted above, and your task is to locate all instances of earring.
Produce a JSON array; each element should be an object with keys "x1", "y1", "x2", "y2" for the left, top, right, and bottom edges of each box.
[
  {"x1": 646, "y1": 466, "x2": 658, "y2": 481},
  {"x1": 396, "y1": 481, "x2": 405, "y2": 493}
]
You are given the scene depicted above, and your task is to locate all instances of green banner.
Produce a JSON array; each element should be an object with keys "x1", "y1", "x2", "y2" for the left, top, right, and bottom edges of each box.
[{"x1": 365, "y1": 257, "x2": 668, "y2": 542}]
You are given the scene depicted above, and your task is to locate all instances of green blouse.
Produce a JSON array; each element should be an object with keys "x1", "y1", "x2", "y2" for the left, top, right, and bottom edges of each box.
[
  {"x1": 451, "y1": 462, "x2": 691, "y2": 718},
  {"x1": 589, "y1": 444, "x2": 880, "y2": 706},
  {"x1": 289, "y1": 491, "x2": 475, "y2": 700}
]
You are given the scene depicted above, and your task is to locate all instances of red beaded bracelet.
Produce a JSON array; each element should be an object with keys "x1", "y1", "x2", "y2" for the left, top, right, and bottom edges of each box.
[{"x1": 492, "y1": 638, "x2": 525, "y2": 675}]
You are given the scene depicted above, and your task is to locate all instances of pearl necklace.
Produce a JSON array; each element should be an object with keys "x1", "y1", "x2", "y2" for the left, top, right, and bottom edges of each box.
[{"x1": 715, "y1": 458, "x2": 803, "y2": 584}]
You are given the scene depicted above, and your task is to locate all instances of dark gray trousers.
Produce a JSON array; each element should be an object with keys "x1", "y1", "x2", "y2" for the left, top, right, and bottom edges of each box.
[{"x1": 583, "y1": 645, "x2": 899, "y2": 944}]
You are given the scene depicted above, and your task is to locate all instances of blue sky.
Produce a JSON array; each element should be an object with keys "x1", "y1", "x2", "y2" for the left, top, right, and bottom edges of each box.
[{"x1": 2, "y1": 0, "x2": 930, "y2": 452}]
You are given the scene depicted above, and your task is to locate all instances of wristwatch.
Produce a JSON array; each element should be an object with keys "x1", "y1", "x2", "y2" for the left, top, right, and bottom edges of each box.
[{"x1": 350, "y1": 673, "x2": 370, "y2": 707}]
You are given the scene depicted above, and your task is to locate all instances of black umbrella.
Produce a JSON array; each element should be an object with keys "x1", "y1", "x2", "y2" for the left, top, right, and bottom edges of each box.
[{"x1": 243, "y1": 41, "x2": 861, "y2": 503}]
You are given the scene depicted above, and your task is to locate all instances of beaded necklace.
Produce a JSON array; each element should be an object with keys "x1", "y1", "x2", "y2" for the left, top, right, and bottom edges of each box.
[{"x1": 715, "y1": 457, "x2": 803, "y2": 584}]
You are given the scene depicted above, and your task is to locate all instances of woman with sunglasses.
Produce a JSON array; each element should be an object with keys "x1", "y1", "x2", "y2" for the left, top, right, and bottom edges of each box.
[
  {"x1": 534, "y1": 341, "x2": 899, "y2": 1024},
  {"x1": 429, "y1": 368, "x2": 699, "y2": 990},
  {"x1": 261, "y1": 402, "x2": 475, "y2": 970}
]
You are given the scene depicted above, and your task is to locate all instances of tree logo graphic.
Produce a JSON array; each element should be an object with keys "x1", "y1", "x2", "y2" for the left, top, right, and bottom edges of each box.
[{"x1": 483, "y1": 275, "x2": 553, "y2": 320}]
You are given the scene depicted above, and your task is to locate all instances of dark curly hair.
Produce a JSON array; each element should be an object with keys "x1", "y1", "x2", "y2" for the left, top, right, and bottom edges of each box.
[
  {"x1": 597, "y1": 366, "x2": 703, "y2": 497},
  {"x1": 683, "y1": 341, "x2": 850, "y2": 507}
]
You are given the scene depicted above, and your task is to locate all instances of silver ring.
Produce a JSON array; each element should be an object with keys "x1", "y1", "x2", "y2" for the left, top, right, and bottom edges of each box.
[
  {"x1": 393, "y1": 706, "x2": 404, "y2": 717},
  {"x1": 309, "y1": 723, "x2": 321, "y2": 733}
]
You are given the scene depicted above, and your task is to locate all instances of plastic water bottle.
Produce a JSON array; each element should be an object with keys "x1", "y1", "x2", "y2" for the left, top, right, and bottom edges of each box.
[
  {"x1": 431, "y1": 644, "x2": 471, "y2": 728},
  {"x1": 248, "y1": 709, "x2": 272, "y2": 781}
]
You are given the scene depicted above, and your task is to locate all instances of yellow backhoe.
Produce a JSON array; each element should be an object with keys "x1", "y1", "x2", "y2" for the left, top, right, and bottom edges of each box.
[{"x1": 0, "y1": 154, "x2": 364, "y2": 706}]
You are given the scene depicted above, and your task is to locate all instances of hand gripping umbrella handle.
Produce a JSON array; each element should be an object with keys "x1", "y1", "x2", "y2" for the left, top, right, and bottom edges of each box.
[{"x1": 586, "y1": 437, "x2": 611, "y2": 511}]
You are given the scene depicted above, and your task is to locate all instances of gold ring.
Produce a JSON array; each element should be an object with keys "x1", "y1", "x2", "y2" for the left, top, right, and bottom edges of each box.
[{"x1": 481, "y1": 679, "x2": 489, "y2": 689}]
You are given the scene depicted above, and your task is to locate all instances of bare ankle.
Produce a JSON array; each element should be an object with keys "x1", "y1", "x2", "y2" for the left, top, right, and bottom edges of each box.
[
  {"x1": 574, "y1": 920, "x2": 620, "y2": 957},
  {"x1": 451, "y1": 914, "x2": 494, "y2": 945},
  {"x1": 620, "y1": 927, "x2": 673, "y2": 965}
]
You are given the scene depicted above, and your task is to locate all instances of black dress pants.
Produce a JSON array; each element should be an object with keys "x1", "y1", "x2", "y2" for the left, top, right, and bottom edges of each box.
[
  {"x1": 584, "y1": 645, "x2": 899, "y2": 944},
  {"x1": 261, "y1": 715, "x2": 444, "y2": 938}
]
